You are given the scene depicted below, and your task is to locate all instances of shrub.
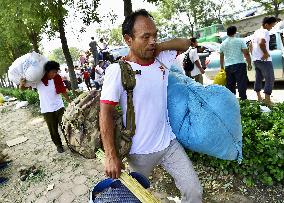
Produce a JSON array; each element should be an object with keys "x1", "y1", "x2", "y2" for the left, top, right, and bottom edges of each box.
[{"x1": 25, "y1": 90, "x2": 39, "y2": 105}]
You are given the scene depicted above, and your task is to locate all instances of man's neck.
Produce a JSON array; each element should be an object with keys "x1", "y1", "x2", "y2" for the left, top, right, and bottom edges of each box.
[
  {"x1": 261, "y1": 26, "x2": 268, "y2": 30},
  {"x1": 125, "y1": 53, "x2": 155, "y2": 66}
]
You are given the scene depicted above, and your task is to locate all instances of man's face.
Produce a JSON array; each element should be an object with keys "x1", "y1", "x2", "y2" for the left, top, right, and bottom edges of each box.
[
  {"x1": 125, "y1": 16, "x2": 158, "y2": 61},
  {"x1": 47, "y1": 70, "x2": 58, "y2": 79}
]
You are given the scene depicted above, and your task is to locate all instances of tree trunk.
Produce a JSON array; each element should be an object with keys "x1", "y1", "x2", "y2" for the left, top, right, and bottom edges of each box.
[
  {"x1": 124, "y1": 0, "x2": 132, "y2": 17},
  {"x1": 6, "y1": 73, "x2": 13, "y2": 88},
  {"x1": 274, "y1": 3, "x2": 280, "y2": 18},
  {"x1": 57, "y1": 18, "x2": 78, "y2": 91},
  {"x1": 0, "y1": 76, "x2": 6, "y2": 87},
  {"x1": 190, "y1": 23, "x2": 194, "y2": 37},
  {"x1": 0, "y1": 76, "x2": 4, "y2": 88},
  {"x1": 29, "y1": 31, "x2": 40, "y2": 53}
]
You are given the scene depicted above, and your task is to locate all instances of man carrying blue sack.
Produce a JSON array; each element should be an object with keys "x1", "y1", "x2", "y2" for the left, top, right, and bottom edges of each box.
[{"x1": 99, "y1": 9, "x2": 202, "y2": 203}]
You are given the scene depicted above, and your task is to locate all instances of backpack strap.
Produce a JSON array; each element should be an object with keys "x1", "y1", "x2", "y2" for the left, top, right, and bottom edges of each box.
[{"x1": 118, "y1": 61, "x2": 140, "y2": 141}]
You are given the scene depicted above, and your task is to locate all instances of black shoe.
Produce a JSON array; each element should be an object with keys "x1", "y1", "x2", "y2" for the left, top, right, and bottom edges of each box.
[
  {"x1": 0, "y1": 177, "x2": 8, "y2": 185},
  {"x1": 56, "y1": 146, "x2": 64, "y2": 153},
  {"x1": 0, "y1": 162, "x2": 10, "y2": 171}
]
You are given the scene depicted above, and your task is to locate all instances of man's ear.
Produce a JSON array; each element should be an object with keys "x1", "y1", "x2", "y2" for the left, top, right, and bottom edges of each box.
[{"x1": 124, "y1": 34, "x2": 132, "y2": 46}]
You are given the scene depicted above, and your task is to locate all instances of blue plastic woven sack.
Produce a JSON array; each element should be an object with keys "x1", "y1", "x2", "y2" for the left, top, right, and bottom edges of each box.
[
  {"x1": 167, "y1": 65, "x2": 242, "y2": 162},
  {"x1": 89, "y1": 172, "x2": 149, "y2": 203}
]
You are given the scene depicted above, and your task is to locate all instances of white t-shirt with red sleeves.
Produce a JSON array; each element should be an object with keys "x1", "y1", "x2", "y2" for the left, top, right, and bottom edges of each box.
[
  {"x1": 33, "y1": 80, "x2": 64, "y2": 114},
  {"x1": 100, "y1": 51, "x2": 177, "y2": 155}
]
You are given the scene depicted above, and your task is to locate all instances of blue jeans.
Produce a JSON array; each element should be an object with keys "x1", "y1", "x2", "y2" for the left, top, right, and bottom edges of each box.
[
  {"x1": 225, "y1": 63, "x2": 248, "y2": 100},
  {"x1": 253, "y1": 60, "x2": 275, "y2": 95}
]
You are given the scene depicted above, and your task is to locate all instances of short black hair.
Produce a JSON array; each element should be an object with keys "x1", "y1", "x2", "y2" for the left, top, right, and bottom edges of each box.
[
  {"x1": 122, "y1": 9, "x2": 154, "y2": 37},
  {"x1": 44, "y1": 61, "x2": 60, "y2": 72},
  {"x1": 262, "y1": 17, "x2": 277, "y2": 26},
  {"x1": 190, "y1": 37, "x2": 197, "y2": 44},
  {"x1": 91, "y1": 37, "x2": 94, "y2": 40},
  {"x1": 99, "y1": 38, "x2": 103, "y2": 42},
  {"x1": 227, "y1": 26, "x2": 237, "y2": 36}
]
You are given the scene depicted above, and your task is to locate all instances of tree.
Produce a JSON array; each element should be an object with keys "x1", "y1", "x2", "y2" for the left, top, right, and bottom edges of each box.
[
  {"x1": 0, "y1": 1, "x2": 33, "y2": 79},
  {"x1": 42, "y1": 0, "x2": 101, "y2": 91},
  {"x1": 124, "y1": 0, "x2": 133, "y2": 17},
  {"x1": 154, "y1": 0, "x2": 233, "y2": 37},
  {"x1": 96, "y1": 28, "x2": 124, "y2": 46},
  {"x1": 0, "y1": 0, "x2": 49, "y2": 53},
  {"x1": 252, "y1": 0, "x2": 284, "y2": 17},
  {"x1": 49, "y1": 47, "x2": 81, "y2": 65},
  {"x1": 123, "y1": 0, "x2": 160, "y2": 17}
]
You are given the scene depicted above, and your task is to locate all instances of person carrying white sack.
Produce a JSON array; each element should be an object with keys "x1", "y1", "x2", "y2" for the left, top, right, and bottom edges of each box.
[{"x1": 20, "y1": 61, "x2": 71, "y2": 153}]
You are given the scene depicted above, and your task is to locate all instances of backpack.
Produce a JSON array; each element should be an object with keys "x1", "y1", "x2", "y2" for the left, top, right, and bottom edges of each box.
[
  {"x1": 61, "y1": 61, "x2": 138, "y2": 159},
  {"x1": 183, "y1": 48, "x2": 195, "y2": 74}
]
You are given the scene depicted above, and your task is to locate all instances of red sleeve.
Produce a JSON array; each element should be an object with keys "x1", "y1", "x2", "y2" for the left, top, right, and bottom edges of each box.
[
  {"x1": 54, "y1": 74, "x2": 67, "y2": 94},
  {"x1": 100, "y1": 100, "x2": 118, "y2": 106}
]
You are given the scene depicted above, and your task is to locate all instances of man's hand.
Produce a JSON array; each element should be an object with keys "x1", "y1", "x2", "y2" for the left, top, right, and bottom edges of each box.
[
  {"x1": 19, "y1": 78, "x2": 27, "y2": 89},
  {"x1": 104, "y1": 156, "x2": 123, "y2": 179},
  {"x1": 247, "y1": 64, "x2": 253, "y2": 71},
  {"x1": 154, "y1": 43, "x2": 162, "y2": 57},
  {"x1": 261, "y1": 53, "x2": 270, "y2": 61}
]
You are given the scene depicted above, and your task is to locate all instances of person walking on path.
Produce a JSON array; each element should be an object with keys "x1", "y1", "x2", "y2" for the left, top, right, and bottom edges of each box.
[
  {"x1": 20, "y1": 61, "x2": 71, "y2": 153},
  {"x1": 81, "y1": 68, "x2": 92, "y2": 91},
  {"x1": 187, "y1": 38, "x2": 206, "y2": 84},
  {"x1": 251, "y1": 17, "x2": 277, "y2": 105},
  {"x1": 99, "y1": 9, "x2": 202, "y2": 203},
  {"x1": 220, "y1": 26, "x2": 252, "y2": 100},
  {"x1": 89, "y1": 37, "x2": 99, "y2": 66}
]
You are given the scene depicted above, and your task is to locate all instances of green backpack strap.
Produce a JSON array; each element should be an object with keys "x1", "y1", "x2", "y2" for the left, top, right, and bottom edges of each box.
[{"x1": 118, "y1": 60, "x2": 140, "y2": 141}]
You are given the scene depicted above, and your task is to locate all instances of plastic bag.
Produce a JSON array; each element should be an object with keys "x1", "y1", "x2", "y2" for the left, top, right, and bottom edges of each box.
[
  {"x1": 0, "y1": 93, "x2": 4, "y2": 104},
  {"x1": 8, "y1": 52, "x2": 48, "y2": 86},
  {"x1": 213, "y1": 69, "x2": 226, "y2": 86},
  {"x1": 168, "y1": 65, "x2": 242, "y2": 162}
]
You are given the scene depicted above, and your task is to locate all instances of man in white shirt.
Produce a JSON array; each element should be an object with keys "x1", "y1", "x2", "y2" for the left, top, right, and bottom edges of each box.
[
  {"x1": 99, "y1": 9, "x2": 202, "y2": 203},
  {"x1": 251, "y1": 17, "x2": 277, "y2": 105},
  {"x1": 187, "y1": 38, "x2": 205, "y2": 84}
]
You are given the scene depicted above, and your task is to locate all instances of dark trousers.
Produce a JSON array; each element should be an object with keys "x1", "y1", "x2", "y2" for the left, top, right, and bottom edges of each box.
[
  {"x1": 84, "y1": 77, "x2": 92, "y2": 91},
  {"x1": 253, "y1": 60, "x2": 275, "y2": 95},
  {"x1": 225, "y1": 63, "x2": 248, "y2": 100},
  {"x1": 43, "y1": 108, "x2": 65, "y2": 147}
]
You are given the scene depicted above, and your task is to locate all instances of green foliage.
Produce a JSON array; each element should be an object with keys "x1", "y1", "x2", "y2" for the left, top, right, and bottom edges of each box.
[
  {"x1": 96, "y1": 28, "x2": 124, "y2": 46},
  {"x1": 156, "y1": 0, "x2": 227, "y2": 30},
  {"x1": 188, "y1": 100, "x2": 284, "y2": 186},
  {"x1": 48, "y1": 47, "x2": 81, "y2": 64},
  {"x1": 0, "y1": 0, "x2": 47, "y2": 77},
  {"x1": 0, "y1": 88, "x2": 79, "y2": 107},
  {"x1": 0, "y1": 88, "x2": 39, "y2": 105},
  {"x1": 252, "y1": 0, "x2": 284, "y2": 17},
  {"x1": 25, "y1": 90, "x2": 40, "y2": 105},
  {"x1": 109, "y1": 28, "x2": 124, "y2": 46}
]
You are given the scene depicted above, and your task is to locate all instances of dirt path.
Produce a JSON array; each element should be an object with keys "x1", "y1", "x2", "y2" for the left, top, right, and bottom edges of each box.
[{"x1": 0, "y1": 102, "x2": 283, "y2": 203}]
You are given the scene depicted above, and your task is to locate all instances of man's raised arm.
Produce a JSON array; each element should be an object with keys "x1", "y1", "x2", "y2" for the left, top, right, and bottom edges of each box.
[{"x1": 157, "y1": 38, "x2": 191, "y2": 53}]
